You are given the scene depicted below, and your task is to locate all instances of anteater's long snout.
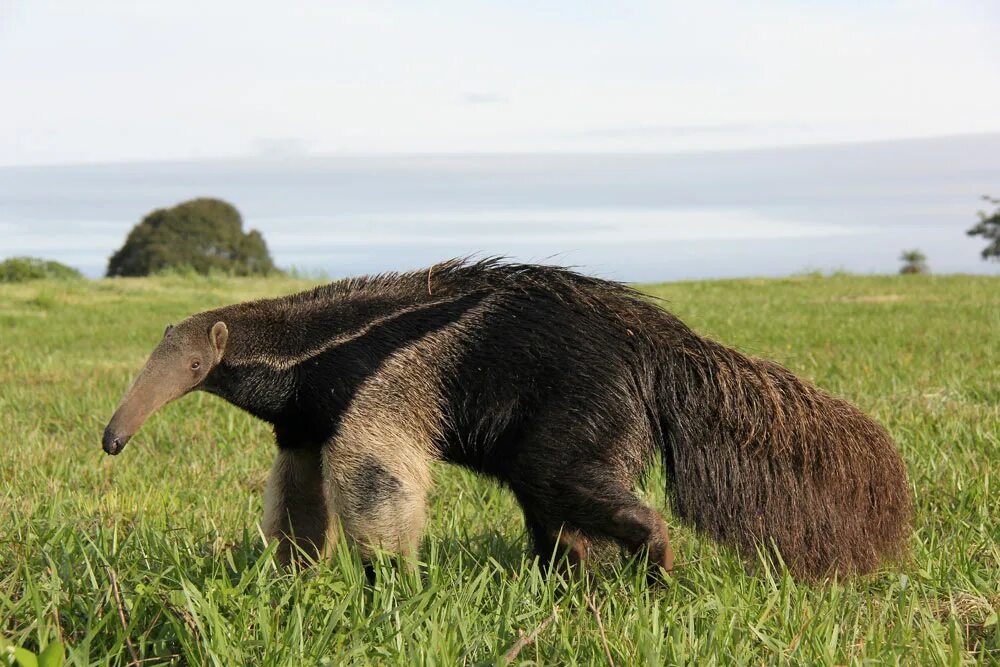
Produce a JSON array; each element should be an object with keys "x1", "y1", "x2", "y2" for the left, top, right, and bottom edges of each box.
[
  {"x1": 102, "y1": 424, "x2": 130, "y2": 455},
  {"x1": 101, "y1": 349, "x2": 196, "y2": 456}
]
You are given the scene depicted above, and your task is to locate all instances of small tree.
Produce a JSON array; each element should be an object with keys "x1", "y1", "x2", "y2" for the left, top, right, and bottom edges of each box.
[
  {"x1": 899, "y1": 249, "x2": 928, "y2": 275},
  {"x1": 107, "y1": 198, "x2": 277, "y2": 277},
  {"x1": 967, "y1": 195, "x2": 1000, "y2": 262}
]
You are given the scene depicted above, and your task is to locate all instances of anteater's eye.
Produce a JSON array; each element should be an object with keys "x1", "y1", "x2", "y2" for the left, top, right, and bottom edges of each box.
[{"x1": 190, "y1": 360, "x2": 201, "y2": 371}]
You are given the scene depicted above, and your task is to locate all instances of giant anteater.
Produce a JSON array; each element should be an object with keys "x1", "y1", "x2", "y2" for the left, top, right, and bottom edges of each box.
[{"x1": 102, "y1": 259, "x2": 912, "y2": 580}]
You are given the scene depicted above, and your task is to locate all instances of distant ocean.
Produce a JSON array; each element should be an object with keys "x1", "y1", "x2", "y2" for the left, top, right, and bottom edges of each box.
[{"x1": 2, "y1": 134, "x2": 998, "y2": 282}]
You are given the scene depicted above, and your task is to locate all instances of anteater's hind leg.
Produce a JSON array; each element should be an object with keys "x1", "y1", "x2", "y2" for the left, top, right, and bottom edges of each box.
[
  {"x1": 600, "y1": 503, "x2": 674, "y2": 579},
  {"x1": 513, "y1": 465, "x2": 673, "y2": 582},
  {"x1": 562, "y1": 473, "x2": 674, "y2": 580},
  {"x1": 263, "y1": 447, "x2": 331, "y2": 566}
]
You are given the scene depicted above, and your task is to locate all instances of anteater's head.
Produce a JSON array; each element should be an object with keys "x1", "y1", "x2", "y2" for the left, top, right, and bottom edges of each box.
[{"x1": 102, "y1": 318, "x2": 228, "y2": 455}]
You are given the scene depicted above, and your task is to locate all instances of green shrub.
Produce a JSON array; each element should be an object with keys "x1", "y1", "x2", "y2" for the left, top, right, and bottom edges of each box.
[
  {"x1": 106, "y1": 198, "x2": 279, "y2": 277},
  {"x1": 899, "y1": 249, "x2": 929, "y2": 275},
  {"x1": 0, "y1": 257, "x2": 83, "y2": 283}
]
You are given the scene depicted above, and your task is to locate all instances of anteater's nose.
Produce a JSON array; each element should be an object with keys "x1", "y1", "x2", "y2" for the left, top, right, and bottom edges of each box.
[{"x1": 102, "y1": 426, "x2": 129, "y2": 455}]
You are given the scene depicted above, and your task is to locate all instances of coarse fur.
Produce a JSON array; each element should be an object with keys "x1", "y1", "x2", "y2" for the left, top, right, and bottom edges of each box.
[{"x1": 103, "y1": 258, "x2": 913, "y2": 580}]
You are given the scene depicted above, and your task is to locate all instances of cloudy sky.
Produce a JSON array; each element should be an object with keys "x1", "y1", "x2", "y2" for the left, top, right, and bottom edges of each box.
[{"x1": 2, "y1": 0, "x2": 999, "y2": 165}]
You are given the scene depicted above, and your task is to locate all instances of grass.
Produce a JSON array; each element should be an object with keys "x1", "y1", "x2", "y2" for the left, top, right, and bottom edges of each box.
[{"x1": 1, "y1": 272, "x2": 998, "y2": 665}]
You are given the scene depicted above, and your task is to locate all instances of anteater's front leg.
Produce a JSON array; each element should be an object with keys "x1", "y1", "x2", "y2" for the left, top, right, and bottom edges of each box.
[
  {"x1": 324, "y1": 447, "x2": 430, "y2": 572},
  {"x1": 262, "y1": 447, "x2": 331, "y2": 566}
]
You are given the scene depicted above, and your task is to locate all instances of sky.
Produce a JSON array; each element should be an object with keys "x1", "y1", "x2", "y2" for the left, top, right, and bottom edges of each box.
[{"x1": 2, "y1": 0, "x2": 1000, "y2": 165}]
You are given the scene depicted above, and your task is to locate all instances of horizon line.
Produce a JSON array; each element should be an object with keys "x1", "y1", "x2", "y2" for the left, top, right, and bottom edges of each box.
[{"x1": 3, "y1": 130, "x2": 999, "y2": 171}]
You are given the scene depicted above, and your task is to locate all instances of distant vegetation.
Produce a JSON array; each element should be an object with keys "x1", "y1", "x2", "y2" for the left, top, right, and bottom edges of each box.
[
  {"x1": 968, "y1": 195, "x2": 1000, "y2": 262},
  {"x1": 899, "y1": 249, "x2": 929, "y2": 275},
  {"x1": 0, "y1": 256, "x2": 83, "y2": 282},
  {"x1": 106, "y1": 198, "x2": 277, "y2": 277}
]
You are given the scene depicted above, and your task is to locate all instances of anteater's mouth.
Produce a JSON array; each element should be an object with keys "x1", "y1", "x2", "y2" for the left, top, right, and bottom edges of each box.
[{"x1": 101, "y1": 427, "x2": 130, "y2": 455}]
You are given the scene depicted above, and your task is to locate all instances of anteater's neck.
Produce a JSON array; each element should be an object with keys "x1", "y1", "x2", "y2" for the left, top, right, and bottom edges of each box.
[
  {"x1": 196, "y1": 289, "x2": 477, "y2": 447},
  {"x1": 197, "y1": 300, "x2": 341, "y2": 440}
]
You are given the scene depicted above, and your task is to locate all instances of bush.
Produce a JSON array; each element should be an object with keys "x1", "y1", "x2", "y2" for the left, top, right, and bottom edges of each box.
[
  {"x1": 899, "y1": 249, "x2": 929, "y2": 275},
  {"x1": 0, "y1": 257, "x2": 83, "y2": 282},
  {"x1": 106, "y1": 198, "x2": 278, "y2": 277}
]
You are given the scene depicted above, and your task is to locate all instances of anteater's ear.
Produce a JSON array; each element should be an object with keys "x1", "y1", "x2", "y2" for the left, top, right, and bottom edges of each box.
[
  {"x1": 164, "y1": 323, "x2": 174, "y2": 337},
  {"x1": 210, "y1": 321, "x2": 228, "y2": 363}
]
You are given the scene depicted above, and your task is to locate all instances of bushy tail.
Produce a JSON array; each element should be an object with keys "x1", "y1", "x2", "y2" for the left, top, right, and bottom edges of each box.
[{"x1": 656, "y1": 336, "x2": 913, "y2": 579}]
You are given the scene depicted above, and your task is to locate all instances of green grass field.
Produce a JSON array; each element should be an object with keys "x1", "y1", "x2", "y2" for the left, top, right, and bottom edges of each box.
[{"x1": 1, "y1": 273, "x2": 998, "y2": 665}]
